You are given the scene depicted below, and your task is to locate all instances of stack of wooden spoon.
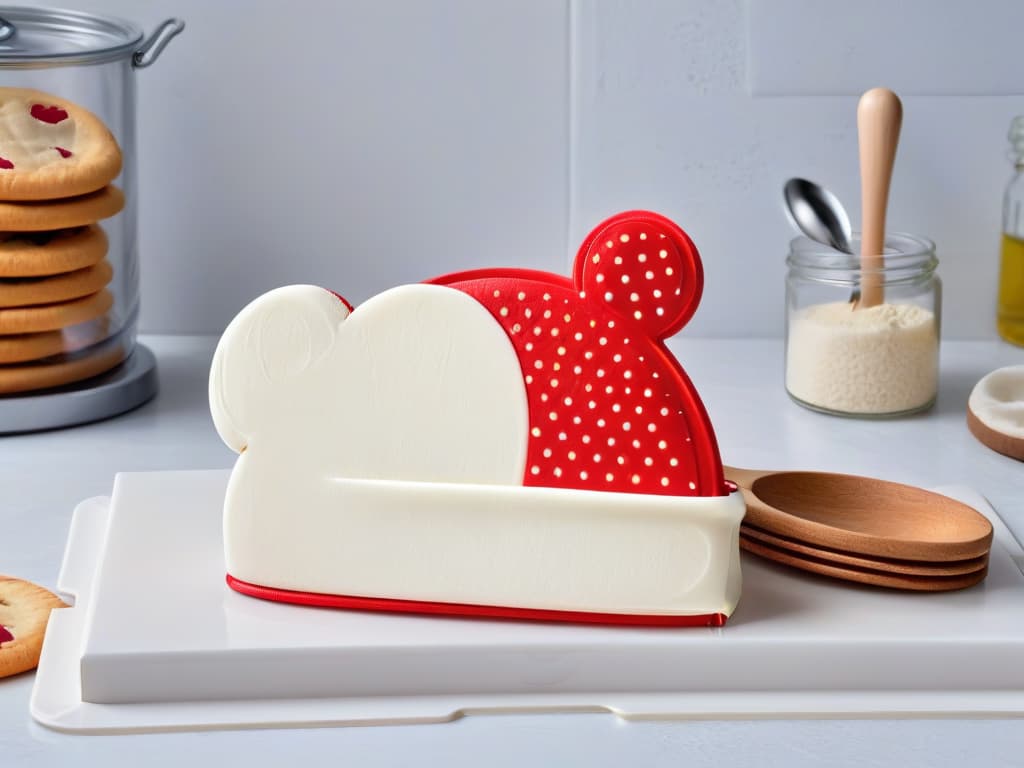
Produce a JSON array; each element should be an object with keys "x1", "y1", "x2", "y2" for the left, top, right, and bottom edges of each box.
[{"x1": 726, "y1": 466, "x2": 994, "y2": 591}]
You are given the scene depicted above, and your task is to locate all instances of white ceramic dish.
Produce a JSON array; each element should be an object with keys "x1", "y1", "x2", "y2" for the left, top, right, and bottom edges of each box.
[{"x1": 31, "y1": 470, "x2": 1024, "y2": 732}]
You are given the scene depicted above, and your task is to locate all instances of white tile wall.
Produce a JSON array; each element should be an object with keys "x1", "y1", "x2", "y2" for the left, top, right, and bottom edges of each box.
[{"x1": 15, "y1": 0, "x2": 1024, "y2": 339}]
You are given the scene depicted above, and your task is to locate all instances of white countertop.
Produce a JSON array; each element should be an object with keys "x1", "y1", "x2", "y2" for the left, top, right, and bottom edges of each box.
[{"x1": 2, "y1": 335, "x2": 1023, "y2": 767}]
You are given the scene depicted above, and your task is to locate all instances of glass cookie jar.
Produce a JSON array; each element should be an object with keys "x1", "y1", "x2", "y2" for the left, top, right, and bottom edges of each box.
[
  {"x1": 785, "y1": 234, "x2": 941, "y2": 418},
  {"x1": 0, "y1": 7, "x2": 183, "y2": 431}
]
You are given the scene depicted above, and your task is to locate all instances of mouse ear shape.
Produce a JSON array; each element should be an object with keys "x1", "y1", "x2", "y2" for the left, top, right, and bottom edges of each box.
[
  {"x1": 209, "y1": 285, "x2": 350, "y2": 453},
  {"x1": 573, "y1": 210, "x2": 703, "y2": 339}
]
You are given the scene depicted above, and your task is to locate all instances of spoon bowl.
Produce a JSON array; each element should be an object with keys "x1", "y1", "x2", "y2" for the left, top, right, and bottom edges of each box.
[
  {"x1": 725, "y1": 466, "x2": 993, "y2": 563},
  {"x1": 783, "y1": 178, "x2": 854, "y2": 254}
]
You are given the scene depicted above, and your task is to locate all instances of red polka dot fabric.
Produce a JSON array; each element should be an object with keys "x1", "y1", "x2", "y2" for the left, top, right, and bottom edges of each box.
[{"x1": 428, "y1": 211, "x2": 726, "y2": 498}]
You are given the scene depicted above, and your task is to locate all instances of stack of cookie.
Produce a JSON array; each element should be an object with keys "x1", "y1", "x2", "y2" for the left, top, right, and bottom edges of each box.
[{"x1": 0, "y1": 87, "x2": 125, "y2": 395}]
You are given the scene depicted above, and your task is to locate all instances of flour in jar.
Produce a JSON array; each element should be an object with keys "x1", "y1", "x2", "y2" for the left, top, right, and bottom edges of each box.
[{"x1": 786, "y1": 301, "x2": 938, "y2": 414}]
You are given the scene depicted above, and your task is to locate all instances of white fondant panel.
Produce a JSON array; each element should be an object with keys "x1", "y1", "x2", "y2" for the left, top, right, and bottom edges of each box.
[{"x1": 228, "y1": 475, "x2": 744, "y2": 614}]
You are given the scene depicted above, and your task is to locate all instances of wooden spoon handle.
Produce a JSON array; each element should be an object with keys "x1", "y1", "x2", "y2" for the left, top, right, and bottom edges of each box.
[{"x1": 857, "y1": 87, "x2": 902, "y2": 308}]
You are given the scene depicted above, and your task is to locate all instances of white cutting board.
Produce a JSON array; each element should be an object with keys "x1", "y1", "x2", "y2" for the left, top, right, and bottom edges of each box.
[{"x1": 31, "y1": 470, "x2": 1024, "y2": 733}]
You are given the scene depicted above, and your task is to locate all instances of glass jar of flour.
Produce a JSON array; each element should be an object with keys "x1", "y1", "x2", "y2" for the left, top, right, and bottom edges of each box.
[{"x1": 785, "y1": 234, "x2": 940, "y2": 417}]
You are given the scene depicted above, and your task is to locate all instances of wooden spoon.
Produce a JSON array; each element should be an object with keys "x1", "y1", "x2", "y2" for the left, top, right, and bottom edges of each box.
[
  {"x1": 740, "y1": 522, "x2": 989, "y2": 577},
  {"x1": 724, "y1": 466, "x2": 993, "y2": 562},
  {"x1": 856, "y1": 87, "x2": 903, "y2": 308},
  {"x1": 739, "y1": 534, "x2": 988, "y2": 592}
]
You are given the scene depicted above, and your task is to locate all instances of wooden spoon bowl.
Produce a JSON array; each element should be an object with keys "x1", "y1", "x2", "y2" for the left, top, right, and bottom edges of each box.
[{"x1": 725, "y1": 466, "x2": 993, "y2": 563}]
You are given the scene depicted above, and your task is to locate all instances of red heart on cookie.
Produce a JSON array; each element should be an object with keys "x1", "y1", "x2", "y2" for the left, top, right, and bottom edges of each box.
[{"x1": 30, "y1": 104, "x2": 69, "y2": 124}]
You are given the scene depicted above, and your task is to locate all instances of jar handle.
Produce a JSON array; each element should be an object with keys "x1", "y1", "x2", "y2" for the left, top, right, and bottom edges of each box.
[
  {"x1": 133, "y1": 18, "x2": 185, "y2": 69},
  {"x1": 0, "y1": 16, "x2": 16, "y2": 44}
]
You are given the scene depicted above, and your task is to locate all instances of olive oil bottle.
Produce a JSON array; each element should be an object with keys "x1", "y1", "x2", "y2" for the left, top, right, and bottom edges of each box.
[{"x1": 998, "y1": 116, "x2": 1024, "y2": 345}]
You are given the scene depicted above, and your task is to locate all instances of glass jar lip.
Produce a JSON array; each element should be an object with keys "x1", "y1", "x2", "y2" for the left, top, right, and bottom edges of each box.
[
  {"x1": 787, "y1": 232, "x2": 937, "y2": 272},
  {"x1": 0, "y1": 6, "x2": 143, "y2": 65}
]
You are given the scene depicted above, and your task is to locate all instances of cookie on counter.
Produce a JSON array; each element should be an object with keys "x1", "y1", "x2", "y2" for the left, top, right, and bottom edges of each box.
[
  {"x1": 0, "y1": 576, "x2": 66, "y2": 679},
  {"x1": 0, "y1": 87, "x2": 122, "y2": 201},
  {"x1": 0, "y1": 226, "x2": 108, "y2": 277},
  {"x1": 0, "y1": 288, "x2": 112, "y2": 334},
  {"x1": 0, "y1": 185, "x2": 124, "y2": 231},
  {"x1": 0, "y1": 259, "x2": 112, "y2": 308},
  {"x1": 0, "y1": 336, "x2": 126, "y2": 394}
]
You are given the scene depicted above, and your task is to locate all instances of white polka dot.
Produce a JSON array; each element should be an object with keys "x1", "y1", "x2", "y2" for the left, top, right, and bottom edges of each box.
[
  {"x1": 597, "y1": 418, "x2": 606, "y2": 427},
  {"x1": 596, "y1": 369, "x2": 605, "y2": 378},
  {"x1": 630, "y1": 292, "x2": 640, "y2": 302},
  {"x1": 656, "y1": 307, "x2": 665, "y2": 316},
  {"x1": 624, "y1": 387, "x2": 632, "y2": 395},
  {"x1": 553, "y1": 362, "x2": 561, "y2": 371},
  {"x1": 594, "y1": 453, "x2": 602, "y2": 463},
  {"x1": 604, "y1": 291, "x2": 614, "y2": 302},
  {"x1": 638, "y1": 253, "x2": 647, "y2": 263},
  {"x1": 517, "y1": 291, "x2": 526, "y2": 300},
  {"x1": 563, "y1": 313, "x2": 571, "y2": 323},
  {"x1": 530, "y1": 466, "x2": 540, "y2": 475},
  {"x1": 666, "y1": 267, "x2": 673, "y2": 276},
  {"x1": 568, "y1": 451, "x2": 577, "y2": 460},
  {"x1": 624, "y1": 370, "x2": 633, "y2": 379},
  {"x1": 573, "y1": 416, "x2": 582, "y2": 424},
  {"x1": 493, "y1": 289, "x2": 501, "y2": 298},
  {"x1": 634, "y1": 311, "x2": 643, "y2": 320},
  {"x1": 617, "y1": 456, "x2": 625, "y2": 465},
  {"x1": 647, "y1": 423, "x2": 657, "y2": 432},
  {"x1": 659, "y1": 249, "x2": 668, "y2": 258},
  {"x1": 613, "y1": 353, "x2": 622, "y2": 363},
  {"x1": 653, "y1": 289, "x2": 662, "y2": 298},
  {"x1": 585, "y1": 383, "x2": 593, "y2": 392},
  {"x1": 584, "y1": 350, "x2": 594, "y2": 360},
  {"x1": 525, "y1": 308, "x2": 532, "y2": 318},
  {"x1": 543, "y1": 293, "x2": 551, "y2": 301},
  {"x1": 623, "y1": 421, "x2": 631, "y2": 431},
  {"x1": 689, "y1": 481, "x2": 697, "y2": 490},
  {"x1": 580, "y1": 470, "x2": 589, "y2": 480},
  {"x1": 558, "y1": 431, "x2": 567, "y2": 440},
  {"x1": 658, "y1": 440, "x2": 668, "y2": 449},
  {"x1": 631, "y1": 474, "x2": 641, "y2": 484},
  {"x1": 588, "y1": 400, "x2": 597, "y2": 409},
  {"x1": 612, "y1": 403, "x2": 621, "y2": 413},
  {"x1": 644, "y1": 457, "x2": 654, "y2": 466},
  {"x1": 605, "y1": 240, "x2": 614, "y2": 248},
  {"x1": 621, "y1": 275, "x2": 630, "y2": 284},
  {"x1": 499, "y1": 307, "x2": 509, "y2": 316},
  {"x1": 623, "y1": 338, "x2": 630, "y2": 344},
  {"x1": 531, "y1": 427, "x2": 541, "y2": 437},
  {"x1": 661, "y1": 477, "x2": 670, "y2": 487},
  {"x1": 669, "y1": 458, "x2": 679, "y2": 467},
  {"x1": 583, "y1": 434, "x2": 592, "y2": 444},
  {"x1": 557, "y1": 346, "x2": 566, "y2": 356},
  {"x1": 550, "y1": 378, "x2": 559, "y2": 387},
  {"x1": 540, "y1": 393, "x2": 549, "y2": 402},
  {"x1": 635, "y1": 405, "x2": 643, "y2": 414},
  {"x1": 675, "y1": 288, "x2": 681, "y2": 296},
  {"x1": 620, "y1": 234, "x2": 630, "y2": 243},
  {"x1": 525, "y1": 375, "x2": 533, "y2": 384},
  {"x1": 534, "y1": 327, "x2": 542, "y2": 336},
  {"x1": 632, "y1": 439, "x2": 641, "y2": 449},
  {"x1": 614, "y1": 256, "x2": 623, "y2": 265},
  {"x1": 661, "y1": 407, "x2": 670, "y2": 416},
  {"x1": 591, "y1": 254, "x2": 600, "y2": 264},
  {"x1": 543, "y1": 448, "x2": 553, "y2": 458},
  {"x1": 608, "y1": 319, "x2": 616, "y2": 328},
  {"x1": 589, "y1": 319, "x2": 598, "y2": 328},
  {"x1": 599, "y1": 337, "x2": 608, "y2": 345},
  {"x1": 512, "y1": 323, "x2": 522, "y2": 333},
  {"x1": 607, "y1": 437, "x2": 616, "y2": 446},
  {"x1": 596, "y1": 273, "x2": 605, "y2": 283},
  {"x1": 645, "y1": 270, "x2": 654, "y2": 279},
  {"x1": 605, "y1": 472, "x2": 615, "y2": 482},
  {"x1": 549, "y1": 412, "x2": 558, "y2": 421},
  {"x1": 574, "y1": 332, "x2": 583, "y2": 341},
  {"x1": 544, "y1": 309, "x2": 552, "y2": 319},
  {"x1": 534, "y1": 360, "x2": 543, "y2": 370},
  {"x1": 640, "y1": 233, "x2": 647, "y2": 240},
  {"x1": 554, "y1": 467, "x2": 563, "y2": 478}
]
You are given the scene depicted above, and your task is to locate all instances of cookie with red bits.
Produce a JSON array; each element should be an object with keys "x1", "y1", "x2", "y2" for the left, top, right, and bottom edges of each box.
[
  {"x1": 0, "y1": 575, "x2": 66, "y2": 679},
  {"x1": 0, "y1": 87, "x2": 122, "y2": 201}
]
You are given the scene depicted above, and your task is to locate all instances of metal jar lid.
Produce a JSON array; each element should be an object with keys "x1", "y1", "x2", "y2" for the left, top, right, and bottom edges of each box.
[{"x1": 0, "y1": 6, "x2": 183, "y2": 68}]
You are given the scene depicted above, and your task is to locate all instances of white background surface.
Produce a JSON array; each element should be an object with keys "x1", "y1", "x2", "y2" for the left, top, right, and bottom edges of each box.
[
  {"x1": 12, "y1": 0, "x2": 1024, "y2": 338},
  {"x1": 2, "y1": 335, "x2": 1024, "y2": 765}
]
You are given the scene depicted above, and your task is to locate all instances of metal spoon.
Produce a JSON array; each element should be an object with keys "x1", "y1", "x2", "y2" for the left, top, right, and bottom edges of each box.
[
  {"x1": 783, "y1": 178, "x2": 854, "y2": 254},
  {"x1": 783, "y1": 178, "x2": 858, "y2": 302}
]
